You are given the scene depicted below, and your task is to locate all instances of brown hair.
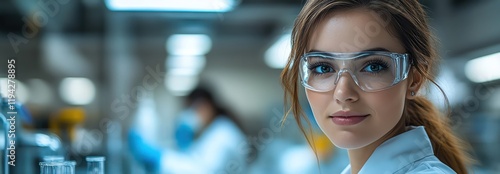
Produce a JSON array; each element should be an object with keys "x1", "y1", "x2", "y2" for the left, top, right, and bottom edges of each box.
[{"x1": 281, "y1": 0, "x2": 471, "y2": 173}]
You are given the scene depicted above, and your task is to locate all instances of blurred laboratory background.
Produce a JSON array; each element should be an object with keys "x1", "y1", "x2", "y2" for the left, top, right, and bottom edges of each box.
[{"x1": 0, "y1": 0, "x2": 499, "y2": 173}]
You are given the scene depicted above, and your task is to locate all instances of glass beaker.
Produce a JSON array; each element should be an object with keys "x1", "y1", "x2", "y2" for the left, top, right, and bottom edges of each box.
[
  {"x1": 39, "y1": 161, "x2": 75, "y2": 174},
  {"x1": 86, "y1": 156, "x2": 105, "y2": 174},
  {"x1": 42, "y1": 156, "x2": 64, "y2": 162}
]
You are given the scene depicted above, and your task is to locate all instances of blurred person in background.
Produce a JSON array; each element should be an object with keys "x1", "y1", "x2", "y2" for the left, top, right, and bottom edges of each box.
[
  {"x1": 128, "y1": 86, "x2": 247, "y2": 173},
  {"x1": 281, "y1": 0, "x2": 473, "y2": 173}
]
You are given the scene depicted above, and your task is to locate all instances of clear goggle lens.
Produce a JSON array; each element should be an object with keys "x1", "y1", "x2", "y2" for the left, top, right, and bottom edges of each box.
[{"x1": 299, "y1": 51, "x2": 410, "y2": 92}]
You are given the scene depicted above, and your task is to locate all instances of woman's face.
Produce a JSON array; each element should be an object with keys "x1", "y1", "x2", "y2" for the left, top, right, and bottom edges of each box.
[{"x1": 306, "y1": 8, "x2": 409, "y2": 149}]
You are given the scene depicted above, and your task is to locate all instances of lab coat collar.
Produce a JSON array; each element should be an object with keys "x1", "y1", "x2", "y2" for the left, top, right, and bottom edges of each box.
[{"x1": 341, "y1": 126, "x2": 434, "y2": 174}]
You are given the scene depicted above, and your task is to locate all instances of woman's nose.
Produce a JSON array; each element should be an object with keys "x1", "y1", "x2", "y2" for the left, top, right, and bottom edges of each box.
[{"x1": 333, "y1": 72, "x2": 360, "y2": 103}]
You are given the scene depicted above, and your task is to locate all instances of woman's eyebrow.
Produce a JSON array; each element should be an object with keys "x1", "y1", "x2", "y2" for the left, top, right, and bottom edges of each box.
[
  {"x1": 309, "y1": 49, "x2": 322, "y2": 52},
  {"x1": 362, "y1": 47, "x2": 390, "y2": 52}
]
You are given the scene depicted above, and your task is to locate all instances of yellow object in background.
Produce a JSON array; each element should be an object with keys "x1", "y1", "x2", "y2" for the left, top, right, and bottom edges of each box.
[
  {"x1": 49, "y1": 108, "x2": 86, "y2": 142},
  {"x1": 311, "y1": 132, "x2": 335, "y2": 161}
]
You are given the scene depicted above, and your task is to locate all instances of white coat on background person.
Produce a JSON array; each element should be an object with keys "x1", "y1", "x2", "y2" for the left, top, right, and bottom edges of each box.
[
  {"x1": 128, "y1": 87, "x2": 248, "y2": 173},
  {"x1": 161, "y1": 115, "x2": 246, "y2": 173}
]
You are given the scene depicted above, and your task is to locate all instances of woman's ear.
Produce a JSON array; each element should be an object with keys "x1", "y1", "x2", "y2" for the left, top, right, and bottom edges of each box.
[{"x1": 407, "y1": 68, "x2": 423, "y2": 99}]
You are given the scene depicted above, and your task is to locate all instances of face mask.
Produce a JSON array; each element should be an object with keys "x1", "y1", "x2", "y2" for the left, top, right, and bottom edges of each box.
[
  {"x1": 174, "y1": 108, "x2": 201, "y2": 150},
  {"x1": 177, "y1": 108, "x2": 202, "y2": 132}
]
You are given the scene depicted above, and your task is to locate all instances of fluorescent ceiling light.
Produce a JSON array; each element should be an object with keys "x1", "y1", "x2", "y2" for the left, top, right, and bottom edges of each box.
[
  {"x1": 465, "y1": 52, "x2": 500, "y2": 83},
  {"x1": 167, "y1": 34, "x2": 212, "y2": 56},
  {"x1": 265, "y1": 34, "x2": 291, "y2": 69},
  {"x1": 165, "y1": 74, "x2": 199, "y2": 96},
  {"x1": 59, "y1": 78, "x2": 96, "y2": 105},
  {"x1": 106, "y1": 0, "x2": 237, "y2": 12},
  {"x1": 166, "y1": 55, "x2": 206, "y2": 76},
  {"x1": 164, "y1": 55, "x2": 205, "y2": 96}
]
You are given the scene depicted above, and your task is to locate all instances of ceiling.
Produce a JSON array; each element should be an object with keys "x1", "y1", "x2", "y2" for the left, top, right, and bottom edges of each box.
[{"x1": 0, "y1": 0, "x2": 482, "y2": 35}]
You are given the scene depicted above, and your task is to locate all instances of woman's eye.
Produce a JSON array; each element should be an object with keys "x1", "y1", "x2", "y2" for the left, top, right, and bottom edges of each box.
[
  {"x1": 363, "y1": 63, "x2": 385, "y2": 73},
  {"x1": 313, "y1": 65, "x2": 334, "y2": 74}
]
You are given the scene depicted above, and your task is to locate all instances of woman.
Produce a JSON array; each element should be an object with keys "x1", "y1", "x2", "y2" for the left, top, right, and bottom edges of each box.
[
  {"x1": 281, "y1": 0, "x2": 471, "y2": 173},
  {"x1": 129, "y1": 86, "x2": 247, "y2": 173}
]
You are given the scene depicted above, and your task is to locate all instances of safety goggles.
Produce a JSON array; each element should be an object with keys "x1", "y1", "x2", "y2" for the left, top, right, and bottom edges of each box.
[{"x1": 299, "y1": 51, "x2": 411, "y2": 92}]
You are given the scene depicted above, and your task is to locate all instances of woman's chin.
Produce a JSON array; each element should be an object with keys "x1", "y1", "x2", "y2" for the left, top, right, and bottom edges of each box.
[
  {"x1": 333, "y1": 142, "x2": 366, "y2": 149},
  {"x1": 330, "y1": 137, "x2": 375, "y2": 150}
]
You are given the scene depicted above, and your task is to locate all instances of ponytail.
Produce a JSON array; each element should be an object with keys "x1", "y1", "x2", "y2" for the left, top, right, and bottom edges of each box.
[{"x1": 404, "y1": 96, "x2": 471, "y2": 174}]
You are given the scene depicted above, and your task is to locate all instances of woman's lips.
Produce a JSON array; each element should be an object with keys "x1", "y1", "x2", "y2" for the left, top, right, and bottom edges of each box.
[{"x1": 329, "y1": 111, "x2": 369, "y2": 125}]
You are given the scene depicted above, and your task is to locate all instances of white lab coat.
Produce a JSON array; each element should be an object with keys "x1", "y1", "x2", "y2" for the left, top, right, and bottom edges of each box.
[
  {"x1": 341, "y1": 126, "x2": 456, "y2": 174},
  {"x1": 160, "y1": 116, "x2": 247, "y2": 174}
]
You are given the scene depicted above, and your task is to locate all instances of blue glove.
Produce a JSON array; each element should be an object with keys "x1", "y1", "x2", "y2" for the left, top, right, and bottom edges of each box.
[
  {"x1": 128, "y1": 129, "x2": 161, "y2": 171},
  {"x1": 0, "y1": 99, "x2": 33, "y2": 124},
  {"x1": 174, "y1": 108, "x2": 201, "y2": 150},
  {"x1": 174, "y1": 123, "x2": 196, "y2": 151}
]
